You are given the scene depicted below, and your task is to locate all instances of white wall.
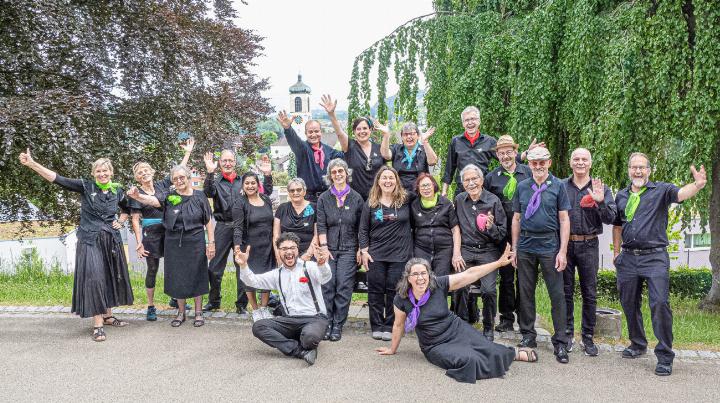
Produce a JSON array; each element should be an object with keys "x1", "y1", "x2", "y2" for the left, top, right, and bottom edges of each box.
[{"x1": 0, "y1": 230, "x2": 77, "y2": 274}]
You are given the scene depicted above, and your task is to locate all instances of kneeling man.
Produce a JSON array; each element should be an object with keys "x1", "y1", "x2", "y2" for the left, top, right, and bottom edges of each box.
[{"x1": 235, "y1": 232, "x2": 331, "y2": 365}]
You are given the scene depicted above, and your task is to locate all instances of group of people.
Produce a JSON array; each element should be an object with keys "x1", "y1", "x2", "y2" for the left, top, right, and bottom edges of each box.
[{"x1": 17, "y1": 98, "x2": 706, "y2": 383}]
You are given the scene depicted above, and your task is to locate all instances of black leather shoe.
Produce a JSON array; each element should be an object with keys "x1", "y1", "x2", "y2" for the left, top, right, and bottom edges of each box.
[
  {"x1": 622, "y1": 347, "x2": 647, "y2": 359},
  {"x1": 202, "y1": 302, "x2": 220, "y2": 312},
  {"x1": 555, "y1": 346, "x2": 570, "y2": 364},
  {"x1": 300, "y1": 349, "x2": 317, "y2": 366},
  {"x1": 494, "y1": 321, "x2": 514, "y2": 333},
  {"x1": 655, "y1": 362, "x2": 672, "y2": 376},
  {"x1": 330, "y1": 325, "x2": 342, "y2": 342},
  {"x1": 581, "y1": 337, "x2": 599, "y2": 357},
  {"x1": 517, "y1": 338, "x2": 537, "y2": 348},
  {"x1": 323, "y1": 324, "x2": 332, "y2": 340},
  {"x1": 483, "y1": 329, "x2": 494, "y2": 342}
]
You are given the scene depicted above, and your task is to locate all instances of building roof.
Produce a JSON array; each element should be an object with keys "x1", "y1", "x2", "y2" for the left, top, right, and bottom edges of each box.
[{"x1": 289, "y1": 74, "x2": 311, "y2": 94}]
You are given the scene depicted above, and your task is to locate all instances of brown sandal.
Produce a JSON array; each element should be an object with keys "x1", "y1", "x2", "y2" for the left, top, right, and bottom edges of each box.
[
  {"x1": 193, "y1": 312, "x2": 205, "y2": 327},
  {"x1": 171, "y1": 312, "x2": 186, "y2": 327},
  {"x1": 92, "y1": 326, "x2": 106, "y2": 342},
  {"x1": 515, "y1": 347, "x2": 538, "y2": 362},
  {"x1": 103, "y1": 316, "x2": 128, "y2": 327}
]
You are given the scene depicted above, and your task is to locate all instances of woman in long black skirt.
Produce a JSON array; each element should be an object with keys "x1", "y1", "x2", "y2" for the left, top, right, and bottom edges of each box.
[
  {"x1": 128, "y1": 165, "x2": 215, "y2": 327},
  {"x1": 376, "y1": 246, "x2": 538, "y2": 383},
  {"x1": 19, "y1": 150, "x2": 134, "y2": 342}
]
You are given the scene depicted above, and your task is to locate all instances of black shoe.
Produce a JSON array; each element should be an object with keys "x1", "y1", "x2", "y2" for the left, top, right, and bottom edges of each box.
[
  {"x1": 655, "y1": 362, "x2": 672, "y2": 376},
  {"x1": 483, "y1": 329, "x2": 494, "y2": 342},
  {"x1": 330, "y1": 325, "x2": 342, "y2": 342},
  {"x1": 300, "y1": 349, "x2": 317, "y2": 366},
  {"x1": 622, "y1": 347, "x2": 647, "y2": 359},
  {"x1": 494, "y1": 321, "x2": 514, "y2": 333},
  {"x1": 323, "y1": 324, "x2": 332, "y2": 341},
  {"x1": 517, "y1": 338, "x2": 537, "y2": 348},
  {"x1": 235, "y1": 306, "x2": 248, "y2": 315},
  {"x1": 202, "y1": 302, "x2": 220, "y2": 312},
  {"x1": 581, "y1": 337, "x2": 599, "y2": 357},
  {"x1": 567, "y1": 338, "x2": 575, "y2": 353},
  {"x1": 555, "y1": 346, "x2": 570, "y2": 364}
]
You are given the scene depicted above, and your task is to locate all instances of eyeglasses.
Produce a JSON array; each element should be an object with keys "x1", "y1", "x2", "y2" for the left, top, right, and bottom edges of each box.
[
  {"x1": 330, "y1": 169, "x2": 345, "y2": 176},
  {"x1": 278, "y1": 246, "x2": 298, "y2": 252},
  {"x1": 219, "y1": 159, "x2": 235, "y2": 164},
  {"x1": 463, "y1": 117, "x2": 479, "y2": 123},
  {"x1": 409, "y1": 272, "x2": 429, "y2": 279},
  {"x1": 462, "y1": 176, "x2": 481, "y2": 184},
  {"x1": 529, "y1": 160, "x2": 548, "y2": 167},
  {"x1": 401, "y1": 132, "x2": 417, "y2": 137},
  {"x1": 288, "y1": 188, "x2": 304, "y2": 194},
  {"x1": 418, "y1": 182, "x2": 433, "y2": 189},
  {"x1": 171, "y1": 176, "x2": 187, "y2": 182},
  {"x1": 497, "y1": 151, "x2": 515, "y2": 158},
  {"x1": 629, "y1": 166, "x2": 649, "y2": 171}
]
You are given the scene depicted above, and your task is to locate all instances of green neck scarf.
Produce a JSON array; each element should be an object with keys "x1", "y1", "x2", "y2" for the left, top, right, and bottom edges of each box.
[
  {"x1": 625, "y1": 187, "x2": 647, "y2": 222},
  {"x1": 95, "y1": 180, "x2": 121, "y2": 194},
  {"x1": 502, "y1": 171, "x2": 517, "y2": 200},
  {"x1": 421, "y1": 193, "x2": 439, "y2": 209}
]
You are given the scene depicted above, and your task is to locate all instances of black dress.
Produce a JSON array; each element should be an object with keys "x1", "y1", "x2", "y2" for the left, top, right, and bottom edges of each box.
[
  {"x1": 345, "y1": 140, "x2": 389, "y2": 199},
  {"x1": 394, "y1": 276, "x2": 515, "y2": 383},
  {"x1": 390, "y1": 143, "x2": 430, "y2": 192},
  {"x1": 128, "y1": 178, "x2": 171, "y2": 258},
  {"x1": 275, "y1": 201, "x2": 316, "y2": 254},
  {"x1": 235, "y1": 194, "x2": 275, "y2": 275},
  {"x1": 160, "y1": 190, "x2": 211, "y2": 299},
  {"x1": 53, "y1": 176, "x2": 134, "y2": 318}
]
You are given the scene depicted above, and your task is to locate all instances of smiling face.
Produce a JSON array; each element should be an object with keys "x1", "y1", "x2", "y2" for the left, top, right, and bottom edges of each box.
[
  {"x1": 353, "y1": 120, "x2": 372, "y2": 143},
  {"x1": 570, "y1": 149, "x2": 592, "y2": 177},
  {"x1": 627, "y1": 155, "x2": 651, "y2": 189},
  {"x1": 401, "y1": 128, "x2": 419, "y2": 148},
  {"x1": 462, "y1": 169, "x2": 483, "y2": 198},
  {"x1": 305, "y1": 121, "x2": 322, "y2": 145},
  {"x1": 133, "y1": 163, "x2": 155, "y2": 185},
  {"x1": 171, "y1": 171, "x2": 189, "y2": 192},
  {"x1": 243, "y1": 176, "x2": 258, "y2": 196},
  {"x1": 495, "y1": 146, "x2": 517, "y2": 171},
  {"x1": 278, "y1": 240, "x2": 299, "y2": 268},
  {"x1": 418, "y1": 177, "x2": 435, "y2": 199},
  {"x1": 219, "y1": 150, "x2": 236, "y2": 174},
  {"x1": 330, "y1": 166, "x2": 347, "y2": 187},
  {"x1": 287, "y1": 182, "x2": 306, "y2": 203},
  {"x1": 461, "y1": 111, "x2": 480, "y2": 135},
  {"x1": 378, "y1": 169, "x2": 397, "y2": 195},
  {"x1": 93, "y1": 164, "x2": 113, "y2": 184},
  {"x1": 529, "y1": 159, "x2": 551, "y2": 181},
  {"x1": 408, "y1": 263, "x2": 430, "y2": 294}
]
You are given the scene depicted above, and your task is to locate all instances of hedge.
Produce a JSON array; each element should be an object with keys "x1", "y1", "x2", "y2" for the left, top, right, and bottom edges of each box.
[{"x1": 582, "y1": 267, "x2": 712, "y2": 300}]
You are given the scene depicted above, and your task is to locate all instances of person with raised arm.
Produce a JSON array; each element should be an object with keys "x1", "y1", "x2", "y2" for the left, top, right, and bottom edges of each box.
[{"x1": 380, "y1": 122, "x2": 438, "y2": 193}]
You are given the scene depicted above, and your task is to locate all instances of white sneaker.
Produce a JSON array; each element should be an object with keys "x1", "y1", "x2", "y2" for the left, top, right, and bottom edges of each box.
[
  {"x1": 261, "y1": 307, "x2": 274, "y2": 319},
  {"x1": 371, "y1": 331, "x2": 383, "y2": 340},
  {"x1": 251, "y1": 309, "x2": 263, "y2": 322},
  {"x1": 382, "y1": 332, "x2": 392, "y2": 341}
]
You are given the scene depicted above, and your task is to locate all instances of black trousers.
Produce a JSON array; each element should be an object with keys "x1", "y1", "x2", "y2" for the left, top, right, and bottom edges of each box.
[
  {"x1": 367, "y1": 260, "x2": 404, "y2": 332},
  {"x1": 563, "y1": 238, "x2": 599, "y2": 338},
  {"x1": 496, "y1": 262, "x2": 517, "y2": 326},
  {"x1": 207, "y1": 221, "x2": 249, "y2": 309},
  {"x1": 516, "y1": 251, "x2": 569, "y2": 348},
  {"x1": 615, "y1": 250, "x2": 674, "y2": 364},
  {"x1": 413, "y1": 245, "x2": 452, "y2": 277},
  {"x1": 321, "y1": 250, "x2": 357, "y2": 328},
  {"x1": 252, "y1": 315, "x2": 329, "y2": 357},
  {"x1": 451, "y1": 251, "x2": 497, "y2": 329}
]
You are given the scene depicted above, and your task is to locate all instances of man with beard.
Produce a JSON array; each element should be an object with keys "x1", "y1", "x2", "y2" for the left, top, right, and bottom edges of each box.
[
  {"x1": 562, "y1": 148, "x2": 617, "y2": 356},
  {"x1": 483, "y1": 135, "x2": 532, "y2": 333},
  {"x1": 612, "y1": 152, "x2": 706, "y2": 376},
  {"x1": 511, "y1": 146, "x2": 572, "y2": 364},
  {"x1": 235, "y1": 232, "x2": 331, "y2": 366}
]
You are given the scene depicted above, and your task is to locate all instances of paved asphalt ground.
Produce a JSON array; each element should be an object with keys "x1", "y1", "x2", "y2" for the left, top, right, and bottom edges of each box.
[{"x1": 1, "y1": 314, "x2": 718, "y2": 402}]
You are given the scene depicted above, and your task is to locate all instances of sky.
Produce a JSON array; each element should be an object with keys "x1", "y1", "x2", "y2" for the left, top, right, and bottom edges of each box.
[{"x1": 232, "y1": 0, "x2": 434, "y2": 112}]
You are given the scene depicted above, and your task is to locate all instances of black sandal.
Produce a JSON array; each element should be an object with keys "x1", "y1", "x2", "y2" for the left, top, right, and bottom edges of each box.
[
  {"x1": 515, "y1": 347, "x2": 538, "y2": 362},
  {"x1": 171, "y1": 312, "x2": 186, "y2": 327},
  {"x1": 193, "y1": 312, "x2": 205, "y2": 327},
  {"x1": 103, "y1": 316, "x2": 128, "y2": 327},
  {"x1": 92, "y1": 326, "x2": 106, "y2": 342}
]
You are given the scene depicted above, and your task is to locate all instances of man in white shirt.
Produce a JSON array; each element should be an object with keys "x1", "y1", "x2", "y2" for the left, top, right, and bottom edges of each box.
[{"x1": 235, "y1": 232, "x2": 331, "y2": 365}]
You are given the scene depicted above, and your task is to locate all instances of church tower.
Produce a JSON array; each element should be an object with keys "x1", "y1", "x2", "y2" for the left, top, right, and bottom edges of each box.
[{"x1": 288, "y1": 73, "x2": 312, "y2": 140}]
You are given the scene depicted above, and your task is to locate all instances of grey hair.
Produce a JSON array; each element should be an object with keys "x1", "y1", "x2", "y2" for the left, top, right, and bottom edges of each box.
[
  {"x1": 169, "y1": 164, "x2": 191, "y2": 180},
  {"x1": 323, "y1": 158, "x2": 353, "y2": 186},
  {"x1": 460, "y1": 106, "x2": 480, "y2": 120},
  {"x1": 91, "y1": 158, "x2": 114, "y2": 177},
  {"x1": 570, "y1": 147, "x2": 592, "y2": 162},
  {"x1": 401, "y1": 122, "x2": 419, "y2": 134},
  {"x1": 396, "y1": 258, "x2": 439, "y2": 299},
  {"x1": 287, "y1": 177, "x2": 307, "y2": 191},
  {"x1": 459, "y1": 164, "x2": 484, "y2": 182},
  {"x1": 628, "y1": 152, "x2": 652, "y2": 170}
]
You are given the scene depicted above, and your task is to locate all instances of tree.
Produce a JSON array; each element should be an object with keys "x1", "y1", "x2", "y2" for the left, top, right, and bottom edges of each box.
[
  {"x1": 349, "y1": 0, "x2": 720, "y2": 310},
  {"x1": 0, "y1": 0, "x2": 272, "y2": 223}
]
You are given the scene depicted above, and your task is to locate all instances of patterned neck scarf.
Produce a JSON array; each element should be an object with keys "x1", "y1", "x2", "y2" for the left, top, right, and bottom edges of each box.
[
  {"x1": 405, "y1": 289, "x2": 431, "y2": 333},
  {"x1": 222, "y1": 171, "x2": 237, "y2": 184},
  {"x1": 625, "y1": 187, "x2": 647, "y2": 222},
  {"x1": 524, "y1": 182, "x2": 549, "y2": 219},
  {"x1": 464, "y1": 131, "x2": 479, "y2": 147},
  {"x1": 311, "y1": 143, "x2": 325, "y2": 169},
  {"x1": 95, "y1": 181, "x2": 120, "y2": 194},
  {"x1": 330, "y1": 184, "x2": 351, "y2": 207},
  {"x1": 420, "y1": 193, "x2": 439, "y2": 209},
  {"x1": 402, "y1": 142, "x2": 420, "y2": 169},
  {"x1": 502, "y1": 171, "x2": 517, "y2": 200}
]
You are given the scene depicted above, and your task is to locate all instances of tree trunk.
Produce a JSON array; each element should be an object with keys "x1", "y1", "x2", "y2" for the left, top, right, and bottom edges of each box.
[{"x1": 700, "y1": 141, "x2": 720, "y2": 311}]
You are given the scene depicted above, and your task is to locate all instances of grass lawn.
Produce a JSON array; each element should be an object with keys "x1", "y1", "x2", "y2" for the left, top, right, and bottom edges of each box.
[{"x1": 534, "y1": 281, "x2": 720, "y2": 351}]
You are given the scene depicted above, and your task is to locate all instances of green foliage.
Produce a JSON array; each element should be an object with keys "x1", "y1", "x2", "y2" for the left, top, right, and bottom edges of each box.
[
  {"x1": 287, "y1": 153, "x2": 297, "y2": 179},
  {"x1": 592, "y1": 267, "x2": 713, "y2": 300},
  {"x1": 272, "y1": 170, "x2": 289, "y2": 187}
]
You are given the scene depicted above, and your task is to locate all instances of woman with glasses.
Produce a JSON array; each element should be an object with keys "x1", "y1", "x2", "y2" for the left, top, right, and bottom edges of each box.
[
  {"x1": 320, "y1": 94, "x2": 391, "y2": 199},
  {"x1": 274, "y1": 177, "x2": 317, "y2": 260},
  {"x1": 316, "y1": 159, "x2": 364, "y2": 341},
  {"x1": 233, "y1": 171, "x2": 276, "y2": 322},
  {"x1": 411, "y1": 173, "x2": 463, "y2": 278},
  {"x1": 359, "y1": 166, "x2": 414, "y2": 341},
  {"x1": 19, "y1": 150, "x2": 134, "y2": 341},
  {"x1": 127, "y1": 165, "x2": 215, "y2": 328},
  {"x1": 375, "y1": 248, "x2": 538, "y2": 384},
  {"x1": 381, "y1": 122, "x2": 438, "y2": 193}
]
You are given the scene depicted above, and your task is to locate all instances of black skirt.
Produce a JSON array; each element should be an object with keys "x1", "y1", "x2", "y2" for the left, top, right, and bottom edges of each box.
[
  {"x1": 141, "y1": 223, "x2": 165, "y2": 258},
  {"x1": 163, "y1": 227, "x2": 209, "y2": 299},
  {"x1": 72, "y1": 228, "x2": 134, "y2": 318}
]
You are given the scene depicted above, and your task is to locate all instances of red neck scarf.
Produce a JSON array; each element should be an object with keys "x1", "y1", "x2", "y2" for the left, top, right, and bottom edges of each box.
[
  {"x1": 464, "y1": 131, "x2": 480, "y2": 147},
  {"x1": 311, "y1": 143, "x2": 325, "y2": 169},
  {"x1": 222, "y1": 171, "x2": 237, "y2": 184}
]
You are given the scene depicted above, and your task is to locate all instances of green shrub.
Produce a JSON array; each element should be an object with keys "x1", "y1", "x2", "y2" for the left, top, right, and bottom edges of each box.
[
  {"x1": 272, "y1": 171, "x2": 289, "y2": 187},
  {"x1": 574, "y1": 267, "x2": 712, "y2": 300}
]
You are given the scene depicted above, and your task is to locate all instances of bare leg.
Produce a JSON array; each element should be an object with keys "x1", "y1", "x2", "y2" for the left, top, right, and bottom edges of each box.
[
  {"x1": 260, "y1": 291, "x2": 270, "y2": 307},
  {"x1": 246, "y1": 291, "x2": 259, "y2": 310}
]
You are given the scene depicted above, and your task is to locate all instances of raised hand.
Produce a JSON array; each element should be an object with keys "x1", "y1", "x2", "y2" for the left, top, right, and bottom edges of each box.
[
  {"x1": 589, "y1": 178, "x2": 605, "y2": 203},
  {"x1": 373, "y1": 119, "x2": 390, "y2": 134},
  {"x1": 420, "y1": 127, "x2": 436, "y2": 144},
  {"x1": 18, "y1": 148, "x2": 34, "y2": 166},
  {"x1": 126, "y1": 186, "x2": 140, "y2": 199},
  {"x1": 527, "y1": 138, "x2": 546, "y2": 151},
  {"x1": 258, "y1": 155, "x2": 272, "y2": 176},
  {"x1": 234, "y1": 245, "x2": 251, "y2": 267},
  {"x1": 691, "y1": 165, "x2": 707, "y2": 189},
  {"x1": 319, "y1": 94, "x2": 337, "y2": 115},
  {"x1": 203, "y1": 152, "x2": 217, "y2": 173},
  {"x1": 180, "y1": 137, "x2": 195, "y2": 153},
  {"x1": 277, "y1": 110, "x2": 294, "y2": 129}
]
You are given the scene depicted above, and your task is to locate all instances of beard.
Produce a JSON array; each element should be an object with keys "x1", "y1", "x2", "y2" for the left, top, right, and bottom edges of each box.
[{"x1": 631, "y1": 177, "x2": 648, "y2": 188}]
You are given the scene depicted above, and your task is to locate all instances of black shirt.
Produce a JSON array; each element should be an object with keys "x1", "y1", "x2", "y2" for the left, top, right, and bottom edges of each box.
[
  {"x1": 233, "y1": 194, "x2": 275, "y2": 272},
  {"x1": 358, "y1": 200, "x2": 413, "y2": 262},
  {"x1": 613, "y1": 181, "x2": 680, "y2": 250},
  {"x1": 345, "y1": 140, "x2": 389, "y2": 199},
  {"x1": 128, "y1": 177, "x2": 172, "y2": 220},
  {"x1": 275, "y1": 202, "x2": 317, "y2": 254},
  {"x1": 563, "y1": 176, "x2": 617, "y2": 235},
  {"x1": 316, "y1": 188, "x2": 364, "y2": 252},
  {"x1": 204, "y1": 172, "x2": 272, "y2": 222},
  {"x1": 442, "y1": 133, "x2": 497, "y2": 187},
  {"x1": 284, "y1": 127, "x2": 345, "y2": 193},
  {"x1": 484, "y1": 163, "x2": 533, "y2": 238},
  {"x1": 454, "y1": 191, "x2": 507, "y2": 256},
  {"x1": 390, "y1": 143, "x2": 429, "y2": 192},
  {"x1": 411, "y1": 195, "x2": 458, "y2": 252},
  {"x1": 158, "y1": 190, "x2": 212, "y2": 232}
]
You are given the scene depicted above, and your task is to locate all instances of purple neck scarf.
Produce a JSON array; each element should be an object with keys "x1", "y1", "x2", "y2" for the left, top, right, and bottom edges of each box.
[
  {"x1": 405, "y1": 289, "x2": 431, "y2": 332},
  {"x1": 524, "y1": 182, "x2": 548, "y2": 219},
  {"x1": 330, "y1": 184, "x2": 351, "y2": 207}
]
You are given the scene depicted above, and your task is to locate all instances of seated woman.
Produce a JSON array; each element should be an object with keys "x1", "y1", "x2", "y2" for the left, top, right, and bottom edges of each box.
[{"x1": 376, "y1": 245, "x2": 537, "y2": 384}]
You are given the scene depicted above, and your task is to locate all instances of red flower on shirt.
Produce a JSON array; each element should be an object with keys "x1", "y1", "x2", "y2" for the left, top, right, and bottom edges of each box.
[{"x1": 299, "y1": 276, "x2": 309, "y2": 283}]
